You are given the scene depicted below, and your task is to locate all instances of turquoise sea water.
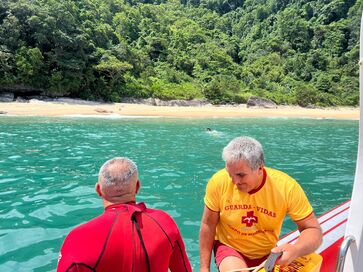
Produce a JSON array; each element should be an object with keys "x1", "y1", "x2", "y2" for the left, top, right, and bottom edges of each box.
[{"x1": 0, "y1": 116, "x2": 358, "y2": 271}]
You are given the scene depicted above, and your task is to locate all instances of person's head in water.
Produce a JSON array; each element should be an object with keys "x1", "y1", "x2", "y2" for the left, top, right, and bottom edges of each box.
[
  {"x1": 206, "y1": 128, "x2": 213, "y2": 132},
  {"x1": 222, "y1": 136, "x2": 265, "y2": 193},
  {"x1": 95, "y1": 157, "x2": 140, "y2": 205}
]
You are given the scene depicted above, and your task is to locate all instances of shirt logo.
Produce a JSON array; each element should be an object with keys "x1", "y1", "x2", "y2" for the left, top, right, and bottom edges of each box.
[{"x1": 242, "y1": 211, "x2": 258, "y2": 227}]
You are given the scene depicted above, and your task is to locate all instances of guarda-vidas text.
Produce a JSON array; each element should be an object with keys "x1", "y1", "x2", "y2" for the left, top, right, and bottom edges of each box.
[{"x1": 224, "y1": 204, "x2": 276, "y2": 218}]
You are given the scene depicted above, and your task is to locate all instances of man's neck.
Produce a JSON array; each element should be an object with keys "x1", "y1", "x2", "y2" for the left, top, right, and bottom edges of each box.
[{"x1": 102, "y1": 195, "x2": 137, "y2": 208}]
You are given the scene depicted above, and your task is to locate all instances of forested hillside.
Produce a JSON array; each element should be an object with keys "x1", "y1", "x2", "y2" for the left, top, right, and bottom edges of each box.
[{"x1": 0, "y1": 0, "x2": 362, "y2": 106}]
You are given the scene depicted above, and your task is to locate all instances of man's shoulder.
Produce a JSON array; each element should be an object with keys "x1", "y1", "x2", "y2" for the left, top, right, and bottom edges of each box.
[
  {"x1": 60, "y1": 213, "x2": 114, "y2": 257},
  {"x1": 208, "y1": 168, "x2": 231, "y2": 189},
  {"x1": 143, "y1": 206, "x2": 180, "y2": 233},
  {"x1": 265, "y1": 167, "x2": 296, "y2": 183},
  {"x1": 210, "y1": 168, "x2": 229, "y2": 182},
  {"x1": 66, "y1": 212, "x2": 113, "y2": 238},
  {"x1": 144, "y1": 206, "x2": 175, "y2": 221},
  {"x1": 265, "y1": 167, "x2": 301, "y2": 196}
]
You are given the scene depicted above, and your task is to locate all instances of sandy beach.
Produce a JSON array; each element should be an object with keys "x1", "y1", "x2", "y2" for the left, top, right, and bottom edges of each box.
[{"x1": 0, "y1": 100, "x2": 360, "y2": 119}]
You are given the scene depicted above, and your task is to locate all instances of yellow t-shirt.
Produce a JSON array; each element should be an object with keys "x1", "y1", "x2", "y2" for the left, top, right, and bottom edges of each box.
[{"x1": 204, "y1": 167, "x2": 313, "y2": 259}]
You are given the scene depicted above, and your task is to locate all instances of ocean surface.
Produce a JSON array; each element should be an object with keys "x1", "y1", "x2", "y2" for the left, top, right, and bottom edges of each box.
[{"x1": 0, "y1": 116, "x2": 358, "y2": 271}]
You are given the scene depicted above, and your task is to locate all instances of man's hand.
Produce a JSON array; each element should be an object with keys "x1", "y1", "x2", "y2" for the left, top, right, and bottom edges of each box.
[
  {"x1": 272, "y1": 213, "x2": 322, "y2": 266},
  {"x1": 271, "y1": 244, "x2": 299, "y2": 266}
]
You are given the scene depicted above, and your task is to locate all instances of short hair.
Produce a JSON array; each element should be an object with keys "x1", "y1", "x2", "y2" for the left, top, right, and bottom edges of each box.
[
  {"x1": 222, "y1": 136, "x2": 264, "y2": 170},
  {"x1": 98, "y1": 157, "x2": 138, "y2": 189}
]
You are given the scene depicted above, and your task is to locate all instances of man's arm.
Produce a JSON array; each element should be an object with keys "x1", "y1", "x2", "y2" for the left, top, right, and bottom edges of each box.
[
  {"x1": 272, "y1": 213, "x2": 322, "y2": 265},
  {"x1": 199, "y1": 206, "x2": 220, "y2": 272},
  {"x1": 57, "y1": 236, "x2": 78, "y2": 272},
  {"x1": 169, "y1": 231, "x2": 193, "y2": 272}
]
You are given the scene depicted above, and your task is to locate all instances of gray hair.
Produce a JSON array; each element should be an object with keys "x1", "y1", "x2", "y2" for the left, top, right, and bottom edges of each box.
[
  {"x1": 98, "y1": 157, "x2": 138, "y2": 189},
  {"x1": 222, "y1": 136, "x2": 264, "y2": 170}
]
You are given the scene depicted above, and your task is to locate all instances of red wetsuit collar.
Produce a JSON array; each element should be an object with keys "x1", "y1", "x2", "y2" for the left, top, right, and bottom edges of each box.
[
  {"x1": 105, "y1": 202, "x2": 146, "y2": 213},
  {"x1": 248, "y1": 168, "x2": 267, "y2": 194}
]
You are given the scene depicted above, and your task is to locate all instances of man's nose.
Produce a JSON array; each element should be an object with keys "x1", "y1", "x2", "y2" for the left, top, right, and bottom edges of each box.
[{"x1": 232, "y1": 176, "x2": 242, "y2": 184}]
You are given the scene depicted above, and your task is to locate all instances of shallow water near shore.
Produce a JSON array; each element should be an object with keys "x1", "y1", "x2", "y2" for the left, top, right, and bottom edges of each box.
[{"x1": 0, "y1": 116, "x2": 358, "y2": 271}]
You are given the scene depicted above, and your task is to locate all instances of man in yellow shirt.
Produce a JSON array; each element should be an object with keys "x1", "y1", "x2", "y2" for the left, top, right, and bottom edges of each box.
[{"x1": 199, "y1": 136, "x2": 322, "y2": 272}]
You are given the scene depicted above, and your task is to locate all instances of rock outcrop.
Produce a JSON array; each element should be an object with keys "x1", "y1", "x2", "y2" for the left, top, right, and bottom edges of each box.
[
  {"x1": 0, "y1": 92, "x2": 14, "y2": 102},
  {"x1": 247, "y1": 96, "x2": 277, "y2": 108}
]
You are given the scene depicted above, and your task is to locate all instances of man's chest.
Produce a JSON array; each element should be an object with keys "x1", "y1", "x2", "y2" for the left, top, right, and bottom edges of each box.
[{"x1": 219, "y1": 191, "x2": 286, "y2": 233}]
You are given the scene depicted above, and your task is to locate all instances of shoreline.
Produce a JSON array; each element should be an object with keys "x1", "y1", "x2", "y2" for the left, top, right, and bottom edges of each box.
[{"x1": 0, "y1": 101, "x2": 360, "y2": 120}]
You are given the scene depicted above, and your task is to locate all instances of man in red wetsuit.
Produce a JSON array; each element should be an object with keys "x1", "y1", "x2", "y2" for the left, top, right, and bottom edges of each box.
[{"x1": 57, "y1": 157, "x2": 192, "y2": 272}]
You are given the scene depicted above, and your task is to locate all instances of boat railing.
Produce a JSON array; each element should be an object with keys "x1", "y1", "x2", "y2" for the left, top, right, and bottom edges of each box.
[{"x1": 335, "y1": 235, "x2": 356, "y2": 272}]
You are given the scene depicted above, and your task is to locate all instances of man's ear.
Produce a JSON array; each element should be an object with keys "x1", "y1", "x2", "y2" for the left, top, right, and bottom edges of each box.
[
  {"x1": 95, "y1": 182, "x2": 102, "y2": 197},
  {"x1": 135, "y1": 180, "x2": 141, "y2": 194},
  {"x1": 258, "y1": 163, "x2": 265, "y2": 173}
]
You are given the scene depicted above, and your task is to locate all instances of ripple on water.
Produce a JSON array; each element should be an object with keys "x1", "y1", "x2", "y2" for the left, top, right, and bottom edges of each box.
[
  {"x1": 164, "y1": 183, "x2": 182, "y2": 190},
  {"x1": 150, "y1": 202, "x2": 169, "y2": 208},
  {"x1": 44, "y1": 158, "x2": 60, "y2": 162},
  {"x1": 0, "y1": 190, "x2": 17, "y2": 196},
  {"x1": 28, "y1": 203, "x2": 99, "y2": 220},
  {"x1": 0, "y1": 132, "x2": 18, "y2": 136},
  {"x1": 0, "y1": 227, "x2": 71, "y2": 256},
  {"x1": 8, "y1": 155, "x2": 22, "y2": 160},
  {"x1": 0, "y1": 177, "x2": 22, "y2": 184},
  {"x1": 0, "y1": 209, "x2": 25, "y2": 219},
  {"x1": 160, "y1": 172, "x2": 181, "y2": 177},
  {"x1": 146, "y1": 167, "x2": 170, "y2": 173},
  {"x1": 183, "y1": 220, "x2": 200, "y2": 226},
  {"x1": 1, "y1": 250, "x2": 59, "y2": 272},
  {"x1": 164, "y1": 209, "x2": 181, "y2": 218}
]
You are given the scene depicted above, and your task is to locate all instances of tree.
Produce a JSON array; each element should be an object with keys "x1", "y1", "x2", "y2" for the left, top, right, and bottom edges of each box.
[
  {"x1": 277, "y1": 8, "x2": 312, "y2": 52},
  {"x1": 15, "y1": 46, "x2": 44, "y2": 86},
  {"x1": 0, "y1": 48, "x2": 16, "y2": 84},
  {"x1": 94, "y1": 54, "x2": 133, "y2": 96}
]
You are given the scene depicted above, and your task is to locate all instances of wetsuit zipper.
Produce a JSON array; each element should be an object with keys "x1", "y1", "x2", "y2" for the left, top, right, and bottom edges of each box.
[{"x1": 132, "y1": 214, "x2": 151, "y2": 272}]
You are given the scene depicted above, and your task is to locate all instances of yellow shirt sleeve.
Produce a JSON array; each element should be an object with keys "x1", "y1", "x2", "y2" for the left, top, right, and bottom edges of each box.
[
  {"x1": 287, "y1": 180, "x2": 313, "y2": 221},
  {"x1": 204, "y1": 173, "x2": 222, "y2": 212}
]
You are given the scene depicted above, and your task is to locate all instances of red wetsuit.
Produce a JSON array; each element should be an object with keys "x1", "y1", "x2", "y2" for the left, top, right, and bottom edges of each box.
[{"x1": 57, "y1": 202, "x2": 192, "y2": 272}]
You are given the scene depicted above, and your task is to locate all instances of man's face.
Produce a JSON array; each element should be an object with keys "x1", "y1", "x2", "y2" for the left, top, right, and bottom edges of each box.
[{"x1": 226, "y1": 160, "x2": 263, "y2": 193}]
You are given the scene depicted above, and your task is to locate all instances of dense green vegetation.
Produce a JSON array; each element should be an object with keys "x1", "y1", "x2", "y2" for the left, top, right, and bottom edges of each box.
[{"x1": 0, "y1": 0, "x2": 362, "y2": 106}]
